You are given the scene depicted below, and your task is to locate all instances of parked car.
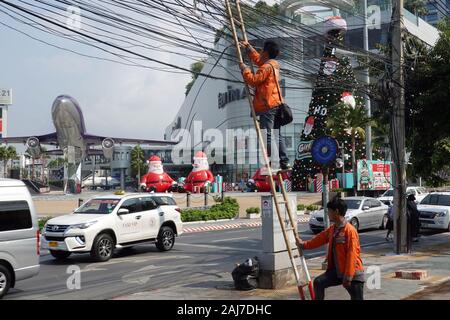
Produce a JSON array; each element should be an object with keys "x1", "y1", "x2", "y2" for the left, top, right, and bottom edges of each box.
[
  {"x1": 378, "y1": 186, "x2": 429, "y2": 206},
  {"x1": 309, "y1": 197, "x2": 389, "y2": 233},
  {"x1": 41, "y1": 193, "x2": 183, "y2": 262},
  {"x1": 0, "y1": 179, "x2": 40, "y2": 299},
  {"x1": 418, "y1": 192, "x2": 450, "y2": 232}
]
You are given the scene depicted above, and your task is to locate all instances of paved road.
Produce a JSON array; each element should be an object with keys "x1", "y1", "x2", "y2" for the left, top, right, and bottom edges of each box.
[{"x1": 5, "y1": 223, "x2": 388, "y2": 300}]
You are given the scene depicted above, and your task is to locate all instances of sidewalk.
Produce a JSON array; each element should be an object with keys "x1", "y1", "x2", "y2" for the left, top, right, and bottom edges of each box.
[{"x1": 115, "y1": 232, "x2": 450, "y2": 300}]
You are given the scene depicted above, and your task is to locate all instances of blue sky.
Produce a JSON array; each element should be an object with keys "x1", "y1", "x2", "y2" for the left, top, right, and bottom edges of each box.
[{"x1": 0, "y1": 10, "x2": 192, "y2": 145}]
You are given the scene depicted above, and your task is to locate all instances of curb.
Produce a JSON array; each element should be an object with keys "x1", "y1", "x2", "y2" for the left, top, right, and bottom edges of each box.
[
  {"x1": 395, "y1": 269, "x2": 428, "y2": 280},
  {"x1": 182, "y1": 216, "x2": 310, "y2": 234}
]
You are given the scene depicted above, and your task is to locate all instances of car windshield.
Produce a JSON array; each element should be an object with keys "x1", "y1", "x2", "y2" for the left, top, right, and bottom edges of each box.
[
  {"x1": 383, "y1": 190, "x2": 394, "y2": 197},
  {"x1": 420, "y1": 194, "x2": 450, "y2": 206},
  {"x1": 75, "y1": 199, "x2": 120, "y2": 214},
  {"x1": 345, "y1": 200, "x2": 362, "y2": 210}
]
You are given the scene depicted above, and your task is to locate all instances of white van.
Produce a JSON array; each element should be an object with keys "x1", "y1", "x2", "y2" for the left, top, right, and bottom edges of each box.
[{"x1": 0, "y1": 179, "x2": 40, "y2": 299}]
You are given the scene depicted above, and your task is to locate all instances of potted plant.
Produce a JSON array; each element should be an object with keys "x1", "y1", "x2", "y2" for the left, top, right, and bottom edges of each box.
[
  {"x1": 297, "y1": 204, "x2": 306, "y2": 215},
  {"x1": 246, "y1": 207, "x2": 261, "y2": 219}
]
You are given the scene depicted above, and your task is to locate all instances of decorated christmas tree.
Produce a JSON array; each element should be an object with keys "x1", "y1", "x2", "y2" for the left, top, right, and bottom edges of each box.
[{"x1": 292, "y1": 16, "x2": 368, "y2": 191}]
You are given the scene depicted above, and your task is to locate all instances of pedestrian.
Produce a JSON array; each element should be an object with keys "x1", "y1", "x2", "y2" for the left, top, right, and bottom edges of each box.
[
  {"x1": 407, "y1": 194, "x2": 421, "y2": 242},
  {"x1": 385, "y1": 206, "x2": 394, "y2": 241},
  {"x1": 239, "y1": 40, "x2": 291, "y2": 170},
  {"x1": 296, "y1": 196, "x2": 365, "y2": 300}
]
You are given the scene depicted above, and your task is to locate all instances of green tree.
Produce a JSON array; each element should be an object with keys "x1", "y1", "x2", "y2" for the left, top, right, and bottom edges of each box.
[
  {"x1": 130, "y1": 145, "x2": 146, "y2": 188},
  {"x1": 404, "y1": 0, "x2": 428, "y2": 17},
  {"x1": 185, "y1": 60, "x2": 205, "y2": 96},
  {"x1": 328, "y1": 102, "x2": 375, "y2": 194},
  {"x1": 47, "y1": 157, "x2": 66, "y2": 169},
  {"x1": 405, "y1": 19, "x2": 450, "y2": 185},
  {"x1": 6, "y1": 146, "x2": 18, "y2": 177}
]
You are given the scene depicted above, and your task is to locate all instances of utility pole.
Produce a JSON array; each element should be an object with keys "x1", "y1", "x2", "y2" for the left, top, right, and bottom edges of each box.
[
  {"x1": 363, "y1": 0, "x2": 373, "y2": 161},
  {"x1": 391, "y1": 0, "x2": 408, "y2": 254}
]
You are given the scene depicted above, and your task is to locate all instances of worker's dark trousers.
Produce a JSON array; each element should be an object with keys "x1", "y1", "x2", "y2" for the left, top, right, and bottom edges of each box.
[
  {"x1": 258, "y1": 108, "x2": 289, "y2": 165},
  {"x1": 313, "y1": 269, "x2": 364, "y2": 300}
]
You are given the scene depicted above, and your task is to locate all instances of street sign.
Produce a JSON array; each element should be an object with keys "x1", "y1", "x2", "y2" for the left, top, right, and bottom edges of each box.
[
  {"x1": 311, "y1": 136, "x2": 338, "y2": 166},
  {"x1": 0, "y1": 89, "x2": 12, "y2": 105}
]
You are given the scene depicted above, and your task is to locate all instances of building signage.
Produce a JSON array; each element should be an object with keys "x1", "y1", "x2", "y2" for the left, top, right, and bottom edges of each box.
[
  {"x1": 0, "y1": 89, "x2": 12, "y2": 105},
  {"x1": 218, "y1": 86, "x2": 247, "y2": 109},
  {"x1": 357, "y1": 160, "x2": 392, "y2": 191}
]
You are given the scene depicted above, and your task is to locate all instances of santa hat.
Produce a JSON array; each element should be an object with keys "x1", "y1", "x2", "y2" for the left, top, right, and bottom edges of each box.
[
  {"x1": 194, "y1": 151, "x2": 207, "y2": 159},
  {"x1": 147, "y1": 155, "x2": 161, "y2": 164},
  {"x1": 324, "y1": 16, "x2": 347, "y2": 35},
  {"x1": 341, "y1": 92, "x2": 356, "y2": 109}
]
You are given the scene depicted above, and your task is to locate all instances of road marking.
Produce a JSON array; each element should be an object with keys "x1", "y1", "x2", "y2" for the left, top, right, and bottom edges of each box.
[
  {"x1": 212, "y1": 237, "x2": 250, "y2": 243},
  {"x1": 176, "y1": 242, "x2": 258, "y2": 252}
]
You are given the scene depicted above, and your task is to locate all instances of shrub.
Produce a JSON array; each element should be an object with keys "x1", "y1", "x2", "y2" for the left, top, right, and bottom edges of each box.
[
  {"x1": 246, "y1": 207, "x2": 260, "y2": 214},
  {"x1": 306, "y1": 205, "x2": 320, "y2": 211},
  {"x1": 38, "y1": 216, "x2": 52, "y2": 231},
  {"x1": 181, "y1": 197, "x2": 239, "y2": 222},
  {"x1": 297, "y1": 204, "x2": 306, "y2": 211}
]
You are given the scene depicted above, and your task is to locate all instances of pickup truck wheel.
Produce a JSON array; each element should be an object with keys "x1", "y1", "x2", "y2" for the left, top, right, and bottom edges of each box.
[
  {"x1": 0, "y1": 265, "x2": 11, "y2": 299},
  {"x1": 50, "y1": 250, "x2": 72, "y2": 260},
  {"x1": 156, "y1": 226, "x2": 175, "y2": 252},
  {"x1": 91, "y1": 233, "x2": 115, "y2": 262}
]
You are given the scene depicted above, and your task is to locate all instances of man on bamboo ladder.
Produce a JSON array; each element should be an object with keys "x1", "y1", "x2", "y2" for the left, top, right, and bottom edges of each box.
[{"x1": 239, "y1": 40, "x2": 291, "y2": 171}]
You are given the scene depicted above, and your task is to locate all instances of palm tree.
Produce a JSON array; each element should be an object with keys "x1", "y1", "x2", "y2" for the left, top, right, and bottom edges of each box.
[
  {"x1": 328, "y1": 102, "x2": 375, "y2": 194},
  {"x1": 5, "y1": 146, "x2": 18, "y2": 178},
  {"x1": 130, "y1": 145, "x2": 146, "y2": 189}
]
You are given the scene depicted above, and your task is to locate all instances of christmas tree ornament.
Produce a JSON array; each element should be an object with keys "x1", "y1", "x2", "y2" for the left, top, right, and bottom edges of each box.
[{"x1": 341, "y1": 91, "x2": 356, "y2": 108}]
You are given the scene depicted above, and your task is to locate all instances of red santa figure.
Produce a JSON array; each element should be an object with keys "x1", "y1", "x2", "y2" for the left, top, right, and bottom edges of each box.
[
  {"x1": 140, "y1": 155, "x2": 174, "y2": 193},
  {"x1": 183, "y1": 151, "x2": 214, "y2": 193},
  {"x1": 303, "y1": 116, "x2": 315, "y2": 137},
  {"x1": 251, "y1": 167, "x2": 291, "y2": 192}
]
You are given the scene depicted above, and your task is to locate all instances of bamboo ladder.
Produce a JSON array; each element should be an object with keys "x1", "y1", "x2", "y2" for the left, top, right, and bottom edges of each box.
[{"x1": 224, "y1": 0, "x2": 315, "y2": 300}]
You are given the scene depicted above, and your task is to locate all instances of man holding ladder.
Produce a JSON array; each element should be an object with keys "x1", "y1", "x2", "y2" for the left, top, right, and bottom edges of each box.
[
  {"x1": 297, "y1": 197, "x2": 365, "y2": 300},
  {"x1": 239, "y1": 40, "x2": 291, "y2": 171}
]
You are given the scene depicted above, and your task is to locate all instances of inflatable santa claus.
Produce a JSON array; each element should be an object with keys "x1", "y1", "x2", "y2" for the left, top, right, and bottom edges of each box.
[
  {"x1": 183, "y1": 151, "x2": 214, "y2": 193},
  {"x1": 140, "y1": 155, "x2": 175, "y2": 193},
  {"x1": 251, "y1": 167, "x2": 291, "y2": 192}
]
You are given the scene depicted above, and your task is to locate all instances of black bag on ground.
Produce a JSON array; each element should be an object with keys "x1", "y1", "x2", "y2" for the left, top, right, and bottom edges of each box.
[
  {"x1": 270, "y1": 64, "x2": 293, "y2": 127},
  {"x1": 232, "y1": 257, "x2": 260, "y2": 291}
]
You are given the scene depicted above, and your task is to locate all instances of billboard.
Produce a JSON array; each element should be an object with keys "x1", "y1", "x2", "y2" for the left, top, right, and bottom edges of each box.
[
  {"x1": 0, "y1": 89, "x2": 12, "y2": 105},
  {"x1": 357, "y1": 160, "x2": 392, "y2": 191}
]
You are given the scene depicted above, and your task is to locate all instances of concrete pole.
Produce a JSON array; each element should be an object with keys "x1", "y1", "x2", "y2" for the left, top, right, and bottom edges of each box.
[
  {"x1": 92, "y1": 155, "x2": 95, "y2": 190},
  {"x1": 120, "y1": 168, "x2": 125, "y2": 191},
  {"x1": 392, "y1": 0, "x2": 408, "y2": 254},
  {"x1": 363, "y1": 0, "x2": 373, "y2": 161}
]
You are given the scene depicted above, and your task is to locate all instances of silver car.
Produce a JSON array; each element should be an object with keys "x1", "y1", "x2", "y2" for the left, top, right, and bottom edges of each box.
[
  {"x1": 0, "y1": 179, "x2": 40, "y2": 299},
  {"x1": 309, "y1": 197, "x2": 389, "y2": 233}
]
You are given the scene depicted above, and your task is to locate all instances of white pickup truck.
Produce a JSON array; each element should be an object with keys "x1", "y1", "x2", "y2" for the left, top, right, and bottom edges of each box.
[{"x1": 418, "y1": 192, "x2": 450, "y2": 232}]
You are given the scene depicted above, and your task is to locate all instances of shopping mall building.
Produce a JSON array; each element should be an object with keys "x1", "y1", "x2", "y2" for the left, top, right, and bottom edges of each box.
[{"x1": 164, "y1": 0, "x2": 439, "y2": 183}]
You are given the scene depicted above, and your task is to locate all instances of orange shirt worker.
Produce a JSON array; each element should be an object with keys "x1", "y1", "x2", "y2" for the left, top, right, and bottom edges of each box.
[{"x1": 296, "y1": 197, "x2": 365, "y2": 300}]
